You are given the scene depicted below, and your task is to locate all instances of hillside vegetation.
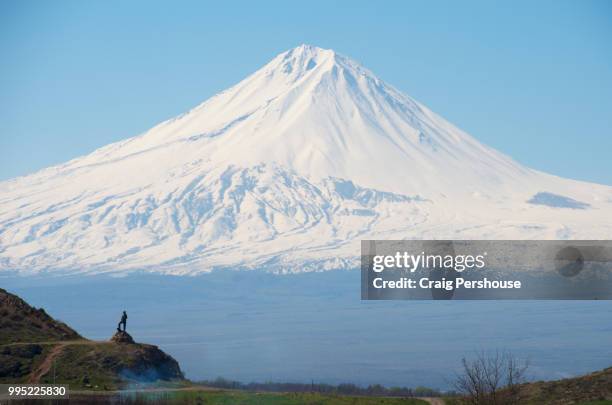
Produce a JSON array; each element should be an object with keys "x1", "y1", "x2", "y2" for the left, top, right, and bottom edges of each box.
[{"x1": 0, "y1": 288, "x2": 80, "y2": 344}]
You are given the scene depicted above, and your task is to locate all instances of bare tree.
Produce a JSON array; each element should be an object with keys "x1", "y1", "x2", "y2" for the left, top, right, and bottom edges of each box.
[{"x1": 454, "y1": 350, "x2": 529, "y2": 405}]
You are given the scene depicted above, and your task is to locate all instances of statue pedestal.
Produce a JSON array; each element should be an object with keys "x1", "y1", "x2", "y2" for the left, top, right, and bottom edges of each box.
[{"x1": 111, "y1": 330, "x2": 135, "y2": 344}]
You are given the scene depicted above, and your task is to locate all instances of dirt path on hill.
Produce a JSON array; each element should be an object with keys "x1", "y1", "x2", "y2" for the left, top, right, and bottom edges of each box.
[
  {"x1": 27, "y1": 342, "x2": 67, "y2": 383},
  {"x1": 19, "y1": 339, "x2": 105, "y2": 383}
]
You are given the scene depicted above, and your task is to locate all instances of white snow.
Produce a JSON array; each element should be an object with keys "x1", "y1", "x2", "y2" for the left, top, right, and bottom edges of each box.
[{"x1": 1, "y1": 44, "x2": 612, "y2": 274}]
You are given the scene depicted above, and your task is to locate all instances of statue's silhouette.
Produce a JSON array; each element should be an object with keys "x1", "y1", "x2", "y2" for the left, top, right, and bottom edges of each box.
[{"x1": 117, "y1": 310, "x2": 128, "y2": 332}]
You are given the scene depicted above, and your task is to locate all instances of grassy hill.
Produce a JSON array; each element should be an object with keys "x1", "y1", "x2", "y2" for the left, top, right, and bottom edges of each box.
[
  {"x1": 0, "y1": 288, "x2": 184, "y2": 390},
  {"x1": 443, "y1": 367, "x2": 612, "y2": 405},
  {"x1": 516, "y1": 367, "x2": 612, "y2": 404}
]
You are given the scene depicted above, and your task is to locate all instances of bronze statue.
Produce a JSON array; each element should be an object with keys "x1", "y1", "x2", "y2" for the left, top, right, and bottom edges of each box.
[{"x1": 117, "y1": 310, "x2": 128, "y2": 332}]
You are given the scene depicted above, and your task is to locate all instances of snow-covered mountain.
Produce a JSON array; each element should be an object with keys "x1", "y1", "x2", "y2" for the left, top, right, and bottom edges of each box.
[{"x1": 2, "y1": 45, "x2": 611, "y2": 275}]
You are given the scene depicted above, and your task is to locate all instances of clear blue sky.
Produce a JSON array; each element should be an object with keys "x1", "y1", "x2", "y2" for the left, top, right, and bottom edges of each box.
[{"x1": 1, "y1": 0, "x2": 611, "y2": 184}]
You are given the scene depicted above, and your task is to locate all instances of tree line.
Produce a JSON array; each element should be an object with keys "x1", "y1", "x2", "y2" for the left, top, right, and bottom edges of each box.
[{"x1": 198, "y1": 377, "x2": 444, "y2": 397}]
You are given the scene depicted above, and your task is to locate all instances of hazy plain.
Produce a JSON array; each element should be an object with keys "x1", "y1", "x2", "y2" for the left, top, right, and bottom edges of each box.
[{"x1": 3, "y1": 270, "x2": 611, "y2": 389}]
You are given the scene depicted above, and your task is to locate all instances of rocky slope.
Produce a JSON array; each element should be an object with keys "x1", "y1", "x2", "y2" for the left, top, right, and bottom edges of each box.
[{"x1": 0, "y1": 288, "x2": 80, "y2": 344}]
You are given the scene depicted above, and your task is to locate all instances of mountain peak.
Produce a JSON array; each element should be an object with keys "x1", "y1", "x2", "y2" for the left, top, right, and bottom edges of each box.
[
  {"x1": 290, "y1": 43, "x2": 329, "y2": 53},
  {"x1": 267, "y1": 44, "x2": 338, "y2": 77},
  {"x1": 285, "y1": 44, "x2": 334, "y2": 58}
]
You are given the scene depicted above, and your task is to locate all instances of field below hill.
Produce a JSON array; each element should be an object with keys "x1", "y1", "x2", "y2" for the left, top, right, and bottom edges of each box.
[{"x1": 68, "y1": 389, "x2": 430, "y2": 405}]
